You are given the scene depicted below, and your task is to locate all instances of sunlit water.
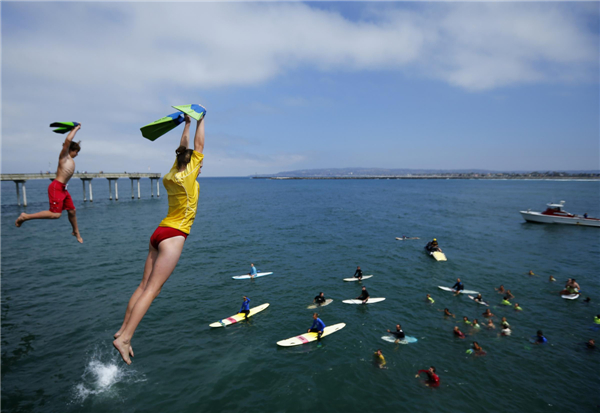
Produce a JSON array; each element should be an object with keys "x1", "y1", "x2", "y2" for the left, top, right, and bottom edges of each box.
[{"x1": 2, "y1": 178, "x2": 599, "y2": 412}]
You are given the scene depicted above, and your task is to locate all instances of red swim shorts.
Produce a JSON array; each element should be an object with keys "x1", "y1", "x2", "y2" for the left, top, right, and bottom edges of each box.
[
  {"x1": 48, "y1": 180, "x2": 75, "y2": 213},
  {"x1": 150, "y1": 226, "x2": 188, "y2": 250}
]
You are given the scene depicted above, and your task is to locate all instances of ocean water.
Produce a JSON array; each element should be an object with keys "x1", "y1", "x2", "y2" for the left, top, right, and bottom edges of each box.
[{"x1": 2, "y1": 177, "x2": 599, "y2": 413}]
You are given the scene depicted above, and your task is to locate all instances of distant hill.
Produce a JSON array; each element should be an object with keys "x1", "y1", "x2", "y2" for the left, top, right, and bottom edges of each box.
[{"x1": 254, "y1": 168, "x2": 600, "y2": 177}]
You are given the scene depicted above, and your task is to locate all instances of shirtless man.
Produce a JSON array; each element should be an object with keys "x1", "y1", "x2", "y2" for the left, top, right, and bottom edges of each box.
[{"x1": 15, "y1": 124, "x2": 83, "y2": 243}]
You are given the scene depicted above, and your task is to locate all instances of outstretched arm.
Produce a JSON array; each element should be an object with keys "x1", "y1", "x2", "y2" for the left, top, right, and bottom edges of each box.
[
  {"x1": 194, "y1": 117, "x2": 205, "y2": 153},
  {"x1": 180, "y1": 115, "x2": 191, "y2": 148},
  {"x1": 59, "y1": 124, "x2": 81, "y2": 158}
]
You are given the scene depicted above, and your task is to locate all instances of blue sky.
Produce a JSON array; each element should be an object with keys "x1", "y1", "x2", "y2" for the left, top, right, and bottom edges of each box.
[{"x1": 2, "y1": 2, "x2": 598, "y2": 176}]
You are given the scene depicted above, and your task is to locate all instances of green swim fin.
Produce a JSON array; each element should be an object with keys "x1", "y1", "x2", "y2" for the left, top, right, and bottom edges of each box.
[
  {"x1": 172, "y1": 104, "x2": 206, "y2": 121},
  {"x1": 140, "y1": 112, "x2": 185, "y2": 141}
]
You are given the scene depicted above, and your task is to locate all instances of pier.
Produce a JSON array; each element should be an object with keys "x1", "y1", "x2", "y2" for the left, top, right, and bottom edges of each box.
[{"x1": 1, "y1": 173, "x2": 161, "y2": 206}]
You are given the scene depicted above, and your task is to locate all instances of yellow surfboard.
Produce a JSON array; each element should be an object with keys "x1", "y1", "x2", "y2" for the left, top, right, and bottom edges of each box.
[
  {"x1": 432, "y1": 251, "x2": 447, "y2": 261},
  {"x1": 209, "y1": 303, "x2": 270, "y2": 327}
]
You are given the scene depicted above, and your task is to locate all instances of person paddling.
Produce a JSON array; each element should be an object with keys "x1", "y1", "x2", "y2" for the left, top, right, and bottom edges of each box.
[{"x1": 113, "y1": 112, "x2": 206, "y2": 364}]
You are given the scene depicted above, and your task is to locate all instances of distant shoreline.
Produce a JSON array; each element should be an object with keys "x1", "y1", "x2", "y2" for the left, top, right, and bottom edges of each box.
[{"x1": 252, "y1": 176, "x2": 600, "y2": 180}]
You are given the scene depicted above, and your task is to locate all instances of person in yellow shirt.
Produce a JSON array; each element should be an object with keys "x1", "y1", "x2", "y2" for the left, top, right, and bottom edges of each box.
[
  {"x1": 374, "y1": 349, "x2": 386, "y2": 368},
  {"x1": 114, "y1": 111, "x2": 205, "y2": 364}
]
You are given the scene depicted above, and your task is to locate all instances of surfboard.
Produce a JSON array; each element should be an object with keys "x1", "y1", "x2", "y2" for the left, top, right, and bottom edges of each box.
[
  {"x1": 396, "y1": 237, "x2": 420, "y2": 240},
  {"x1": 382, "y1": 335, "x2": 418, "y2": 344},
  {"x1": 277, "y1": 323, "x2": 346, "y2": 347},
  {"x1": 561, "y1": 294, "x2": 579, "y2": 300},
  {"x1": 343, "y1": 275, "x2": 373, "y2": 282},
  {"x1": 468, "y1": 295, "x2": 489, "y2": 306},
  {"x1": 438, "y1": 286, "x2": 479, "y2": 295},
  {"x1": 431, "y1": 251, "x2": 447, "y2": 261},
  {"x1": 232, "y1": 272, "x2": 273, "y2": 280},
  {"x1": 209, "y1": 303, "x2": 270, "y2": 327},
  {"x1": 307, "y1": 299, "x2": 334, "y2": 309},
  {"x1": 342, "y1": 298, "x2": 386, "y2": 304},
  {"x1": 140, "y1": 112, "x2": 185, "y2": 141},
  {"x1": 172, "y1": 104, "x2": 206, "y2": 121}
]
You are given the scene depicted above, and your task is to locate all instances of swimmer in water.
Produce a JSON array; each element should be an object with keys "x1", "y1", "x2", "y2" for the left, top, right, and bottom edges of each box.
[
  {"x1": 373, "y1": 349, "x2": 386, "y2": 368},
  {"x1": 441, "y1": 308, "x2": 455, "y2": 318},
  {"x1": 533, "y1": 330, "x2": 547, "y2": 344},
  {"x1": 514, "y1": 303, "x2": 522, "y2": 311},
  {"x1": 463, "y1": 316, "x2": 471, "y2": 325},
  {"x1": 471, "y1": 341, "x2": 484, "y2": 354},
  {"x1": 472, "y1": 319, "x2": 481, "y2": 329},
  {"x1": 528, "y1": 270, "x2": 535, "y2": 276},
  {"x1": 426, "y1": 294, "x2": 435, "y2": 304},
  {"x1": 500, "y1": 325, "x2": 511, "y2": 336},
  {"x1": 501, "y1": 296, "x2": 512, "y2": 306},
  {"x1": 549, "y1": 275, "x2": 556, "y2": 282},
  {"x1": 505, "y1": 290, "x2": 514, "y2": 300},
  {"x1": 495, "y1": 285, "x2": 505, "y2": 294},
  {"x1": 594, "y1": 315, "x2": 600, "y2": 325},
  {"x1": 501, "y1": 317, "x2": 510, "y2": 328},
  {"x1": 453, "y1": 326, "x2": 466, "y2": 339},
  {"x1": 583, "y1": 297, "x2": 591, "y2": 303},
  {"x1": 483, "y1": 309, "x2": 494, "y2": 318},
  {"x1": 415, "y1": 366, "x2": 440, "y2": 387},
  {"x1": 486, "y1": 319, "x2": 495, "y2": 329},
  {"x1": 586, "y1": 339, "x2": 595, "y2": 350}
]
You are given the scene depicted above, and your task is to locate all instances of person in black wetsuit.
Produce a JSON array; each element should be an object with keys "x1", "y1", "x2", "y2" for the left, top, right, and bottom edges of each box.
[
  {"x1": 357, "y1": 286, "x2": 370, "y2": 303},
  {"x1": 425, "y1": 238, "x2": 442, "y2": 252},
  {"x1": 452, "y1": 278, "x2": 464, "y2": 296},
  {"x1": 314, "y1": 292, "x2": 326, "y2": 305},
  {"x1": 387, "y1": 324, "x2": 406, "y2": 340},
  {"x1": 353, "y1": 266, "x2": 363, "y2": 280}
]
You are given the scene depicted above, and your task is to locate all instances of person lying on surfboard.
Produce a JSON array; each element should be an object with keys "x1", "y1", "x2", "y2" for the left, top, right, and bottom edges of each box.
[
  {"x1": 313, "y1": 292, "x2": 326, "y2": 305},
  {"x1": 238, "y1": 296, "x2": 251, "y2": 319},
  {"x1": 425, "y1": 238, "x2": 442, "y2": 252},
  {"x1": 474, "y1": 294, "x2": 485, "y2": 304},
  {"x1": 15, "y1": 123, "x2": 84, "y2": 243},
  {"x1": 113, "y1": 113, "x2": 206, "y2": 365},
  {"x1": 387, "y1": 324, "x2": 406, "y2": 341},
  {"x1": 308, "y1": 313, "x2": 325, "y2": 342},
  {"x1": 353, "y1": 266, "x2": 363, "y2": 280},
  {"x1": 356, "y1": 286, "x2": 370, "y2": 304},
  {"x1": 248, "y1": 263, "x2": 259, "y2": 279}
]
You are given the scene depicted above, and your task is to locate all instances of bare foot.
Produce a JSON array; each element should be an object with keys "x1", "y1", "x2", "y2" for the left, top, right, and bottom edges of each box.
[
  {"x1": 73, "y1": 232, "x2": 83, "y2": 243},
  {"x1": 15, "y1": 213, "x2": 27, "y2": 227},
  {"x1": 113, "y1": 338, "x2": 132, "y2": 365}
]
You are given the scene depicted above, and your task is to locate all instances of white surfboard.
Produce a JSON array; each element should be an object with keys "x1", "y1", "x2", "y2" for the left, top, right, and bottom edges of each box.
[
  {"x1": 343, "y1": 275, "x2": 373, "y2": 282},
  {"x1": 209, "y1": 303, "x2": 270, "y2": 327},
  {"x1": 561, "y1": 294, "x2": 579, "y2": 300},
  {"x1": 277, "y1": 323, "x2": 346, "y2": 347},
  {"x1": 342, "y1": 297, "x2": 386, "y2": 305},
  {"x1": 438, "y1": 286, "x2": 480, "y2": 295},
  {"x1": 396, "y1": 237, "x2": 420, "y2": 240},
  {"x1": 307, "y1": 299, "x2": 334, "y2": 309},
  {"x1": 468, "y1": 295, "x2": 489, "y2": 306},
  {"x1": 232, "y1": 272, "x2": 273, "y2": 280},
  {"x1": 381, "y1": 335, "x2": 418, "y2": 344},
  {"x1": 431, "y1": 251, "x2": 447, "y2": 261}
]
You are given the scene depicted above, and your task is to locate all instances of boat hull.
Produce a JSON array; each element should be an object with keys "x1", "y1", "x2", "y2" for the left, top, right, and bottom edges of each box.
[{"x1": 520, "y1": 211, "x2": 600, "y2": 227}]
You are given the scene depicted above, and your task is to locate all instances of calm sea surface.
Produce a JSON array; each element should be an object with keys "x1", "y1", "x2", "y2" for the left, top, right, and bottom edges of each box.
[{"x1": 2, "y1": 178, "x2": 599, "y2": 412}]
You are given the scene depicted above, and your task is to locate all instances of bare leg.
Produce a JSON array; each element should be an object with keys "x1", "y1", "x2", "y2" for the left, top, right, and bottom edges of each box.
[
  {"x1": 67, "y1": 210, "x2": 83, "y2": 243},
  {"x1": 15, "y1": 210, "x2": 61, "y2": 227},
  {"x1": 113, "y1": 236, "x2": 185, "y2": 364},
  {"x1": 114, "y1": 244, "x2": 158, "y2": 339}
]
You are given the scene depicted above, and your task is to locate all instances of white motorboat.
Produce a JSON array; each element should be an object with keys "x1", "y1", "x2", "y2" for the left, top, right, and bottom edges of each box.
[{"x1": 520, "y1": 201, "x2": 600, "y2": 227}]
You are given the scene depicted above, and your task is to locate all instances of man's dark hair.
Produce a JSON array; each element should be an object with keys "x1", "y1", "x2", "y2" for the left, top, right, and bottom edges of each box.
[{"x1": 70, "y1": 141, "x2": 81, "y2": 152}]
